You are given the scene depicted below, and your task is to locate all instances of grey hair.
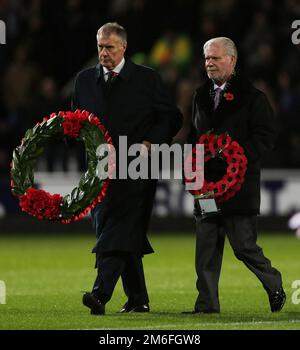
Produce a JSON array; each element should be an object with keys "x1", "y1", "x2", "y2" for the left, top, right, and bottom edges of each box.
[
  {"x1": 97, "y1": 22, "x2": 127, "y2": 44},
  {"x1": 203, "y1": 37, "x2": 238, "y2": 59}
]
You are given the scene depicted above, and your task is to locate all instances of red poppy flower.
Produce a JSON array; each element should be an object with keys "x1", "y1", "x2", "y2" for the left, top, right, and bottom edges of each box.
[
  {"x1": 223, "y1": 143, "x2": 240, "y2": 158},
  {"x1": 224, "y1": 92, "x2": 234, "y2": 101},
  {"x1": 215, "y1": 180, "x2": 229, "y2": 197},
  {"x1": 20, "y1": 187, "x2": 63, "y2": 220},
  {"x1": 185, "y1": 131, "x2": 248, "y2": 203},
  {"x1": 223, "y1": 174, "x2": 237, "y2": 187},
  {"x1": 199, "y1": 134, "x2": 210, "y2": 145},
  {"x1": 209, "y1": 140, "x2": 220, "y2": 154},
  {"x1": 217, "y1": 133, "x2": 232, "y2": 149},
  {"x1": 11, "y1": 110, "x2": 113, "y2": 224},
  {"x1": 227, "y1": 163, "x2": 239, "y2": 176}
]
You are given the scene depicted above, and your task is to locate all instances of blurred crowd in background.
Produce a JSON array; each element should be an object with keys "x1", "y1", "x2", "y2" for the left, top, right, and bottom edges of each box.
[{"x1": 1, "y1": 0, "x2": 300, "y2": 177}]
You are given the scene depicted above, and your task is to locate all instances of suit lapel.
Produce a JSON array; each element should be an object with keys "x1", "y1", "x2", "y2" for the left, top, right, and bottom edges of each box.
[
  {"x1": 96, "y1": 58, "x2": 133, "y2": 102},
  {"x1": 195, "y1": 76, "x2": 244, "y2": 129},
  {"x1": 213, "y1": 76, "x2": 246, "y2": 125},
  {"x1": 94, "y1": 64, "x2": 107, "y2": 117},
  {"x1": 194, "y1": 81, "x2": 214, "y2": 129},
  {"x1": 92, "y1": 60, "x2": 133, "y2": 128}
]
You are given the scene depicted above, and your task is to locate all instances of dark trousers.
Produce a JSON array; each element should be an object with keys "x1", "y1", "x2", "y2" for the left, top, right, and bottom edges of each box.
[
  {"x1": 195, "y1": 215, "x2": 282, "y2": 312},
  {"x1": 91, "y1": 252, "x2": 149, "y2": 306}
]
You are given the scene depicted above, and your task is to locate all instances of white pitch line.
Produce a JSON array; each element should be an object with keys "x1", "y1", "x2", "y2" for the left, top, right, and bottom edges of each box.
[{"x1": 81, "y1": 319, "x2": 300, "y2": 330}]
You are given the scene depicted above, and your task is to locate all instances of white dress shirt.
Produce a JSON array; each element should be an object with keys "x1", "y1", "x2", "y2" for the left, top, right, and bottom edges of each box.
[{"x1": 103, "y1": 57, "x2": 125, "y2": 81}]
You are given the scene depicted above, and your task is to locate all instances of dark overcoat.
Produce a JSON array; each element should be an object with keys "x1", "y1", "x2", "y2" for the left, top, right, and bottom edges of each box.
[
  {"x1": 72, "y1": 58, "x2": 182, "y2": 254},
  {"x1": 191, "y1": 74, "x2": 276, "y2": 215}
]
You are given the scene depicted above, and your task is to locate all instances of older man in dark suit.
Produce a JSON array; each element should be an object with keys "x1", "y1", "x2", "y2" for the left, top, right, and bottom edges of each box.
[
  {"x1": 72, "y1": 22, "x2": 182, "y2": 315},
  {"x1": 187, "y1": 37, "x2": 285, "y2": 314}
]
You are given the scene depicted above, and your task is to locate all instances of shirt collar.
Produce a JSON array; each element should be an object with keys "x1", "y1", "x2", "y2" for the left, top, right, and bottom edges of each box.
[
  {"x1": 103, "y1": 57, "x2": 125, "y2": 76},
  {"x1": 213, "y1": 82, "x2": 227, "y2": 91}
]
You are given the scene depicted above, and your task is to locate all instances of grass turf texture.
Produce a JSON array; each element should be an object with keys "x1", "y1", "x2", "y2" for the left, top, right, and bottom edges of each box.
[{"x1": 0, "y1": 233, "x2": 300, "y2": 330}]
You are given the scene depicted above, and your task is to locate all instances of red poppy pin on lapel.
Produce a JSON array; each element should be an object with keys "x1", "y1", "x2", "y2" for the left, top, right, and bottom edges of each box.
[{"x1": 224, "y1": 92, "x2": 234, "y2": 101}]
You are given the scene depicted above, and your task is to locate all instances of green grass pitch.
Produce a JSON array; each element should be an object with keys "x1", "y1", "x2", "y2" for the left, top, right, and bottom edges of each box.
[{"x1": 0, "y1": 232, "x2": 300, "y2": 330}]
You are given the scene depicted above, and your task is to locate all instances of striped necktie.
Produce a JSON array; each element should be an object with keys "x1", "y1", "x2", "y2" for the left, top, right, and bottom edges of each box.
[
  {"x1": 214, "y1": 87, "x2": 222, "y2": 110},
  {"x1": 106, "y1": 71, "x2": 118, "y2": 84}
]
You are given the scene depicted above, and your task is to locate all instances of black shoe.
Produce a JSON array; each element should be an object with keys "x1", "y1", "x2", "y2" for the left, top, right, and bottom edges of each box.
[
  {"x1": 82, "y1": 292, "x2": 105, "y2": 315},
  {"x1": 119, "y1": 302, "x2": 150, "y2": 313},
  {"x1": 182, "y1": 309, "x2": 219, "y2": 314},
  {"x1": 268, "y1": 287, "x2": 286, "y2": 312}
]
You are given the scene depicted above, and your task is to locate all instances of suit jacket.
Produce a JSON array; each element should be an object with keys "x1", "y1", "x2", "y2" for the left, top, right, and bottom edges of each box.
[
  {"x1": 191, "y1": 73, "x2": 276, "y2": 215},
  {"x1": 72, "y1": 58, "x2": 182, "y2": 254}
]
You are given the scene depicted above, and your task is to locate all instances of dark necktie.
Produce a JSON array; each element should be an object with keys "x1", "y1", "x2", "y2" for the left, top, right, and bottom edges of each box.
[
  {"x1": 106, "y1": 71, "x2": 118, "y2": 85},
  {"x1": 214, "y1": 87, "x2": 222, "y2": 110}
]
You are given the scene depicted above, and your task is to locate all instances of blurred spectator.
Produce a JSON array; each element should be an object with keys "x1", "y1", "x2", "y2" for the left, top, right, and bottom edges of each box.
[
  {"x1": 172, "y1": 78, "x2": 194, "y2": 144},
  {"x1": 148, "y1": 31, "x2": 193, "y2": 75},
  {"x1": 147, "y1": 30, "x2": 193, "y2": 112},
  {"x1": 2, "y1": 44, "x2": 40, "y2": 133},
  {"x1": 0, "y1": 113, "x2": 17, "y2": 177},
  {"x1": 247, "y1": 43, "x2": 277, "y2": 86},
  {"x1": 1, "y1": 0, "x2": 300, "y2": 171},
  {"x1": 242, "y1": 12, "x2": 274, "y2": 56},
  {"x1": 277, "y1": 71, "x2": 300, "y2": 168},
  {"x1": 59, "y1": 0, "x2": 91, "y2": 81},
  {"x1": 29, "y1": 77, "x2": 69, "y2": 172}
]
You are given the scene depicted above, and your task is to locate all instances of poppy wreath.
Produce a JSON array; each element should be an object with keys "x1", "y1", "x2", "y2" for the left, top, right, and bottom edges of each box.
[
  {"x1": 185, "y1": 131, "x2": 248, "y2": 203},
  {"x1": 11, "y1": 110, "x2": 114, "y2": 223}
]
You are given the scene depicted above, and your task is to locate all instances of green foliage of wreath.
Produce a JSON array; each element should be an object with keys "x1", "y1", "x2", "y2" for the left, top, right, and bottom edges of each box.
[{"x1": 11, "y1": 111, "x2": 112, "y2": 223}]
